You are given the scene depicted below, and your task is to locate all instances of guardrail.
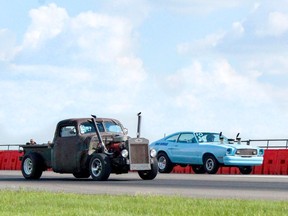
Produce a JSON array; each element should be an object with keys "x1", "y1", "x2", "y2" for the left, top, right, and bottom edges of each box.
[
  {"x1": 242, "y1": 139, "x2": 288, "y2": 149},
  {"x1": 0, "y1": 144, "x2": 23, "y2": 151}
]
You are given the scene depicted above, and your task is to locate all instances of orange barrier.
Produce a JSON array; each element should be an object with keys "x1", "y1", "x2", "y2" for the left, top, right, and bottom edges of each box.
[
  {"x1": 171, "y1": 149, "x2": 288, "y2": 175},
  {"x1": 0, "y1": 150, "x2": 23, "y2": 170},
  {"x1": 1, "y1": 149, "x2": 287, "y2": 175}
]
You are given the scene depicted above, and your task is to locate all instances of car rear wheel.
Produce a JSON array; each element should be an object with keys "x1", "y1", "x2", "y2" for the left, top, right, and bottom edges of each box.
[
  {"x1": 191, "y1": 165, "x2": 206, "y2": 174},
  {"x1": 157, "y1": 152, "x2": 174, "y2": 173},
  {"x1": 89, "y1": 154, "x2": 111, "y2": 181},
  {"x1": 203, "y1": 155, "x2": 219, "y2": 174},
  {"x1": 21, "y1": 153, "x2": 43, "y2": 179},
  {"x1": 239, "y1": 166, "x2": 253, "y2": 174}
]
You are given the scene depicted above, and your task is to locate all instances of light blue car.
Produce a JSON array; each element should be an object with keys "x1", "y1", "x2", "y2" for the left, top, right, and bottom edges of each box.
[{"x1": 149, "y1": 132, "x2": 264, "y2": 174}]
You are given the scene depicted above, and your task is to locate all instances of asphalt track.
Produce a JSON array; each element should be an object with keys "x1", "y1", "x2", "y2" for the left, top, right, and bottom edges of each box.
[{"x1": 0, "y1": 171, "x2": 288, "y2": 200}]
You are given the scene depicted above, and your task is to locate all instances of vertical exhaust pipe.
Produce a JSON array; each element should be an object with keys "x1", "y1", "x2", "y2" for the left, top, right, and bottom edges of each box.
[
  {"x1": 137, "y1": 112, "x2": 141, "y2": 138},
  {"x1": 91, "y1": 115, "x2": 109, "y2": 153}
]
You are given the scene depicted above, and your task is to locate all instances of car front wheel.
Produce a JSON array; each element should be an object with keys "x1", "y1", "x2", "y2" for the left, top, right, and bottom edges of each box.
[
  {"x1": 157, "y1": 152, "x2": 174, "y2": 173},
  {"x1": 239, "y1": 166, "x2": 253, "y2": 174},
  {"x1": 203, "y1": 155, "x2": 219, "y2": 174}
]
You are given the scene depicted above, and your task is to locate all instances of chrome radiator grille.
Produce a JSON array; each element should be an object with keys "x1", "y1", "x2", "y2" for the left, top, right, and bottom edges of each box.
[
  {"x1": 130, "y1": 143, "x2": 149, "y2": 164},
  {"x1": 128, "y1": 137, "x2": 151, "y2": 170}
]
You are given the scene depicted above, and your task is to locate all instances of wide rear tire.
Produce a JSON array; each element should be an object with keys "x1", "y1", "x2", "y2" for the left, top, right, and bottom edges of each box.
[
  {"x1": 89, "y1": 154, "x2": 111, "y2": 181},
  {"x1": 157, "y1": 152, "x2": 174, "y2": 173},
  {"x1": 21, "y1": 153, "x2": 43, "y2": 179}
]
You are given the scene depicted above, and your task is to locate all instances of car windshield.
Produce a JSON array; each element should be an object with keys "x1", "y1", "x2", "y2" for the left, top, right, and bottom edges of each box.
[{"x1": 195, "y1": 132, "x2": 227, "y2": 143}]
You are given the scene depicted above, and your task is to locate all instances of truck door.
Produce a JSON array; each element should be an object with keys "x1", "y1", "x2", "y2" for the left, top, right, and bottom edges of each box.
[{"x1": 52, "y1": 124, "x2": 81, "y2": 173}]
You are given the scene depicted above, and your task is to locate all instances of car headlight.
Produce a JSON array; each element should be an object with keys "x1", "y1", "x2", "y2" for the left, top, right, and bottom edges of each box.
[
  {"x1": 226, "y1": 148, "x2": 233, "y2": 155},
  {"x1": 150, "y1": 148, "x2": 157, "y2": 158},
  {"x1": 121, "y1": 149, "x2": 129, "y2": 158},
  {"x1": 258, "y1": 149, "x2": 264, "y2": 156}
]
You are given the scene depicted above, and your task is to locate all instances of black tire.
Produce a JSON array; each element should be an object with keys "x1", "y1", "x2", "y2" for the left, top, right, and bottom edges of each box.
[
  {"x1": 239, "y1": 166, "x2": 253, "y2": 175},
  {"x1": 89, "y1": 154, "x2": 111, "y2": 181},
  {"x1": 73, "y1": 169, "x2": 90, "y2": 178},
  {"x1": 138, "y1": 157, "x2": 158, "y2": 180},
  {"x1": 157, "y1": 152, "x2": 174, "y2": 173},
  {"x1": 21, "y1": 153, "x2": 43, "y2": 179},
  {"x1": 203, "y1": 154, "x2": 219, "y2": 174},
  {"x1": 191, "y1": 165, "x2": 206, "y2": 174}
]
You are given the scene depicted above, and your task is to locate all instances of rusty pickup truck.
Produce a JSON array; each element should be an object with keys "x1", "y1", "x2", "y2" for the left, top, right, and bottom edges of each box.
[{"x1": 20, "y1": 113, "x2": 158, "y2": 181}]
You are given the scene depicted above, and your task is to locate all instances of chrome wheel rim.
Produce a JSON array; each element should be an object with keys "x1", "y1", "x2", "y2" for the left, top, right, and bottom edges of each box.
[
  {"x1": 158, "y1": 156, "x2": 167, "y2": 170},
  {"x1": 23, "y1": 158, "x2": 33, "y2": 175},
  {"x1": 91, "y1": 158, "x2": 102, "y2": 177},
  {"x1": 205, "y1": 158, "x2": 214, "y2": 171}
]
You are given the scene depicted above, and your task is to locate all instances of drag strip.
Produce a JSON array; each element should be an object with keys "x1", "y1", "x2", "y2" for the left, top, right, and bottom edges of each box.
[{"x1": 0, "y1": 171, "x2": 287, "y2": 200}]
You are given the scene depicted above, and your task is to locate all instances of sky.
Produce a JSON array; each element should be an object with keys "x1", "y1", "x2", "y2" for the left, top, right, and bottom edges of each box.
[{"x1": 1, "y1": 0, "x2": 288, "y2": 144}]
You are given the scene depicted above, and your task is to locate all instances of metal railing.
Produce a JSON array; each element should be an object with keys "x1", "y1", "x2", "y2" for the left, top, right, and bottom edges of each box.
[
  {"x1": 242, "y1": 139, "x2": 288, "y2": 149},
  {"x1": 0, "y1": 144, "x2": 23, "y2": 151}
]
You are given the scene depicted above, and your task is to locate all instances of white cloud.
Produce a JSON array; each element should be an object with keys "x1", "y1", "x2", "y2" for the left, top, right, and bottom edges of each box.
[
  {"x1": 0, "y1": 3, "x2": 148, "y2": 143},
  {"x1": 22, "y1": 3, "x2": 69, "y2": 49},
  {"x1": 177, "y1": 31, "x2": 226, "y2": 55},
  {"x1": 256, "y1": 11, "x2": 288, "y2": 37}
]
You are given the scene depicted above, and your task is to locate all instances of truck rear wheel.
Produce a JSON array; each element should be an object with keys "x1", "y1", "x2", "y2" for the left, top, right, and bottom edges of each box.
[
  {"x1": 89, "y1": 154, "x2": 111, "y2": 181},
  {"x1": 138, "y1": 157, "x2": 158, "y2": 180},
  {"x1": 21, "y1": 153, "x2": 43, "y2": 179}
]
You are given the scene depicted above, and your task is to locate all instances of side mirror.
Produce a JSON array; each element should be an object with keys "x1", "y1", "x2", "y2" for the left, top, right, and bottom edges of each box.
[{"x1": 123, "y1": 128, "x2": 128, "y2": 135}]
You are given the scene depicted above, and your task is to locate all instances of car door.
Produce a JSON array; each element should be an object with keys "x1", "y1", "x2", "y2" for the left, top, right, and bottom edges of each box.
[{"x1": 171, "y1": 132, "x2": 198, "y2": 164}]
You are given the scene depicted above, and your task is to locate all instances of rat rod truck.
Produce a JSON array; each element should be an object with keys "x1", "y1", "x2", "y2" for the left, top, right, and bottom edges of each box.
[{"x1": 20, "y1": 113, "x2": 158, "y2": 181}]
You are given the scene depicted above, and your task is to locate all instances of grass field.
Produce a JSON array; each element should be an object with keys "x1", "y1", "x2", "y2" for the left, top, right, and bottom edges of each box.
[{"x1": 0, "y1": 189, "x2": 287, "y2": 216}]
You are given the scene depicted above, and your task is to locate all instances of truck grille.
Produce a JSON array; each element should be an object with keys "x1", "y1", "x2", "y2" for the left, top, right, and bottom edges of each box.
[
  {"x1": 130, "y1": 144, "x2": 149, "y2": 164},
  {"x1": 128, "y1": 137, "x2": 151, "y2": 170},
  {"x1": 236, "y1": 149, "x2": 257, "y2": 156}
]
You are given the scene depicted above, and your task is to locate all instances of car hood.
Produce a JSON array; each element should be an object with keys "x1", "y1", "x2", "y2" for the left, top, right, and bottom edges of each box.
[{"x1": 208, "y1": 142, "x2": 259, "y2": 149}]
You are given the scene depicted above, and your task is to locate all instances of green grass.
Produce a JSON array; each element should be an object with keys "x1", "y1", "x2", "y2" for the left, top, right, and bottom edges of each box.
[{"x1": 0, "y1": 189, "x2": 287, "y2": 216}]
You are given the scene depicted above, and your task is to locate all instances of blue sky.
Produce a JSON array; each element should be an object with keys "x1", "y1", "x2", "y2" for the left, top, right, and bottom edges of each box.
[{"x1": 1, "y1": 0, "x2": 288, "y2": 144}]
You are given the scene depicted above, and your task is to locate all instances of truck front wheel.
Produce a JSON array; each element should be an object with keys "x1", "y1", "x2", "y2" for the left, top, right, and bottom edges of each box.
[
  {"x1": 138, "y1": 157, "x2": 158, "y2": 180},
  {"x1": 21, "y1": 153, "x2": 43, "y2": 179},
  {"x1": 89, "y1": 154, "x2": 111, "y2": 181}
]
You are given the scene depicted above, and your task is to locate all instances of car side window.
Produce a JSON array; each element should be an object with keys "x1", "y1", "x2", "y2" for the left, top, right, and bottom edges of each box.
[
  {"x1": 178, "y1": 133, "x2": 197, "y2": 143},
  {"x1": 60, "y1": 126, "x2": 76, "y2": 137},
  {"x1": 165, "y1": 134, "x2": 179, "y2": 142}
]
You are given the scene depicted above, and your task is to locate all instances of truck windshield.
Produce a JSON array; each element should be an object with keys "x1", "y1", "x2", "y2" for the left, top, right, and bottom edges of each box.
[
  {"x1": 80, "y1": 121, "x2": 123, "y2": 134},
  {"x1": 103, "y1": 121, "x2": 123, "y2": 133}
]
